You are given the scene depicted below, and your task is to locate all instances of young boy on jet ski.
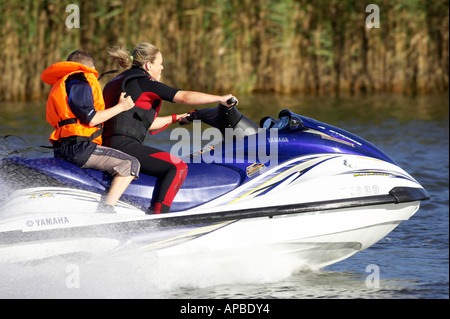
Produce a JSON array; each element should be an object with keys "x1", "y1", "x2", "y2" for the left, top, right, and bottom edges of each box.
[
  {"x1": 103, "y1": 43, "x2": 238, "y2": 214},
  {"x1": 41, "y1": 49, "x2": 141, "y2": 213}
]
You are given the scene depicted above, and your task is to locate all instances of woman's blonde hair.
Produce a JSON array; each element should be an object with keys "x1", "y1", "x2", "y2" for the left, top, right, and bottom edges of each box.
[{"x1": 108, "y1": 43, "x2": 160, "y2": 68}]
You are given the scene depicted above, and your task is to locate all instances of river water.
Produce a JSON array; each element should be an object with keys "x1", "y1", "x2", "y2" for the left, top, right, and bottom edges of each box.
[{"x1": 0, "y1": 93, "x2": 448, "y2": 300}]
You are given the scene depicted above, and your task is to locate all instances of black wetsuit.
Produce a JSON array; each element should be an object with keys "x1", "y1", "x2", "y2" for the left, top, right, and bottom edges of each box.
[{"x1": 103, "y1": 66, "x2": 188, "y2": 214}]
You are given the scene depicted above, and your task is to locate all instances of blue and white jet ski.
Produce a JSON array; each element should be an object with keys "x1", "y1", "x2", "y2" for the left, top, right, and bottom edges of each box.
[{"x1": 0, "y1": 103, "x2": 429, "y2": 268}]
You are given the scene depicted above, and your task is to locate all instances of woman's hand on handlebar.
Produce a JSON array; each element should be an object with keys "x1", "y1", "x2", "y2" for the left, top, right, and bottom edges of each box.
[
  {"x1": 220, "y1": 94, "x2": 239, "y2": 107},
  {"x1": 177, "y1": 113, "x2": 191, "y2": 124}
]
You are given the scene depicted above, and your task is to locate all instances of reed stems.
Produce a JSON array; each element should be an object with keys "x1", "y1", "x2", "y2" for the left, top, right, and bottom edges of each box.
[{"x1": 0, "y1": 0, "x2": 448, "y2": 102}]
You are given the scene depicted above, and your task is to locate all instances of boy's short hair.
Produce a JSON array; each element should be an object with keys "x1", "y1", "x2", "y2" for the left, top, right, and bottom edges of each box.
[{"x1": 66, "y1": 49, "x2": 96, "y2": 68}]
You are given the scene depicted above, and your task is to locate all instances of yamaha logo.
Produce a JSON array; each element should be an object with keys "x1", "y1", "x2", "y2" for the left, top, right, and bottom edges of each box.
[
  {"x1": 25, "y1": 217, "x2": 70, "y2": 227},
  {"x1": 268, "y1": 137, "x2": 289, "y2": 143}
]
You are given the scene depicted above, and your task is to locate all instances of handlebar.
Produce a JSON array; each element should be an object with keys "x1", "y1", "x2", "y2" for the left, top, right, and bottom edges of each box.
[{"x1": 226, "y1": 97, "x2": 238, "y2": 107}]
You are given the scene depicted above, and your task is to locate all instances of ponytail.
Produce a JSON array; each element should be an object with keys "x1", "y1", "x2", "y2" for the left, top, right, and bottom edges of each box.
[
  {"x1": 108, "y1": 43, "x2": 160, "y2": 69},
  {"x1": 107, "y1": 45, "x2": 133, "y2": 68}
]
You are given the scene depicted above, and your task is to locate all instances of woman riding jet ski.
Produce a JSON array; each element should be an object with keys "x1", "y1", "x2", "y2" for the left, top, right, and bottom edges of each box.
[{"x1": 103, "y1": 43, "x2": 238, "y2": 214}]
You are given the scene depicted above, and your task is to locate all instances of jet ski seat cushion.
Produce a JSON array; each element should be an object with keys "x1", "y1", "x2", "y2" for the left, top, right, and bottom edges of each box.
[
  {"x1": 2, "y1": 156, "x2": 243, "y2": 212},
  {"x1": 118, "y1": 163, "x2": 242, "y2": 211}
]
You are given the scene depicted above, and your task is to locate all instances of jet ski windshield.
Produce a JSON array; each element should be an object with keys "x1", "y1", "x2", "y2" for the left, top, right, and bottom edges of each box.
[{"x1": 262, "y1": 110, "x2": 305, "y2": 131}]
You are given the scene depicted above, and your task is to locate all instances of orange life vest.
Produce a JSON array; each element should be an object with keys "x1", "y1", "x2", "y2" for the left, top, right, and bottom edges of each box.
[{"x1": 41, "y1": 61, "x2": 104, "y2": 145}]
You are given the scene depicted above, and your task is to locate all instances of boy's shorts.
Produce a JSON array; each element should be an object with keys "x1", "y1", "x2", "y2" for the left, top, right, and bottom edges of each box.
[{"x1": 82, "y1": 145, "x2": 140, "y2": 179}]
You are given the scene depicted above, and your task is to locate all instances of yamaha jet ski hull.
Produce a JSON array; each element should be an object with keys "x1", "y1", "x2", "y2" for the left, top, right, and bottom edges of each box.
[
  {"x1": 0, "y1": 189, "x2": 421, "y2": 268},
  {"x1": 0, "y1": 106, "x2": 429, "y2": 268}
]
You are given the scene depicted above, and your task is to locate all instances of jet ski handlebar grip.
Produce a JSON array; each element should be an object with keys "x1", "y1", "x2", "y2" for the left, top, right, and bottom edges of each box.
[
  {"x1": 226, "y1": 97, "x2": 238, "y2": 106},
  {"x1": 180, "y1": 109, "x2": 198, "y2": 125}
]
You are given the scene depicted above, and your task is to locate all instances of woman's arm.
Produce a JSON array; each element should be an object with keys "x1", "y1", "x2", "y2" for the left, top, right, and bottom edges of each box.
[
  {"x1": 149, "y1": 113, "x2": 188, "y2": 131},
  {"x1": 173, "y1": 91, "x2": 237, "y2": 106}
]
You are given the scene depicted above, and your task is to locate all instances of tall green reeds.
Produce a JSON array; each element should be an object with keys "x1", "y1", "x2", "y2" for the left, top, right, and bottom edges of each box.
[{"x1": 0, "y1": 0, "x2": 448, "y2": 102}]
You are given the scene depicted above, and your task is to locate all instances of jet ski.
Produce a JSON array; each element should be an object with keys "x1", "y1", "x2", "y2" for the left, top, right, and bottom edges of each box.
[{"x1": 0, "y1": 102, "x2": 429, "y2": 268}]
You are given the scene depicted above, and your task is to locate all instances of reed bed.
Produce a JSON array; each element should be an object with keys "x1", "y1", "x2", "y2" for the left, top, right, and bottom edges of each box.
[{"x1": 0, "y1": 0, "x2": 448, "y2": 102}]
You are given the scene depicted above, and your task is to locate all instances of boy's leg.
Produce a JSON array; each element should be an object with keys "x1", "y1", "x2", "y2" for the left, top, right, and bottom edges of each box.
[
  {"x1": 109, "y1": 137, "x2": 188, "y2": 214},
  {"x1": 82, "y1": 145, "x2": 140, "y2": 208},
  {"x1": 104, "y1": 174, "x2": 136, "y2": 206}
]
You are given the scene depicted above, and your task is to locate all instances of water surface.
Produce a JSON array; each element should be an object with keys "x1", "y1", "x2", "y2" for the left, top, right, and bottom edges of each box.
[{"x1": 0, "y1": 93, "x2": 448, "y2": 299}]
